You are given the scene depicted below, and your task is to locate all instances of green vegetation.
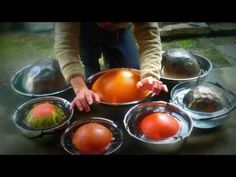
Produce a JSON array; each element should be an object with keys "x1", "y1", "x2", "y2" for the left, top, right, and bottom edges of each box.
[
  {"x1": 0, "y1": 32, "x2": 54, "y2": 60},
  {"x1": 0, "y1": 31, "x2": 55, "y2": 87}
]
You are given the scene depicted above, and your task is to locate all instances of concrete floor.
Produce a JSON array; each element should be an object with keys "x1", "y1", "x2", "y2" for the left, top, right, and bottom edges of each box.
[{"x1": 0, "y1": 31, "x2": 236, "y2": 154}]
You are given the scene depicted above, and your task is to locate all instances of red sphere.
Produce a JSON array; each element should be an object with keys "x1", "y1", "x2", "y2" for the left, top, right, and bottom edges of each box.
[
  {"x1": 139, "y1": 112, "x2": 180, "y2": 140},
  {"x1": 72, "y1": 123, "x2": 113, "y2": 154},
  {"x1": 31, "y1": 103, "x2": 57, "y2": 117}
]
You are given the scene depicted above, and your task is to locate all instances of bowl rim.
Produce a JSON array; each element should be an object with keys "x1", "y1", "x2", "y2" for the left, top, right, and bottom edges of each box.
[
  {"x1": 87, "y1": 68, "x2": 154, "y2": 106},
  {"x1": 123, "y1": 101, "x2": 193, "y2": 145},
  {"x1": 11, "y1": 64, "x2": 72, "y2": 97},
  {"x1": 13, "y1": 96, "x2": 74, "y2": 136},
  {"x1": 61, "y1": 117, "x2": 124, "y2": 155}
]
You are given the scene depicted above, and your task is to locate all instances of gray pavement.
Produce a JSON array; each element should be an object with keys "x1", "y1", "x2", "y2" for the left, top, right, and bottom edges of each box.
[
  {"x1": 160, "y1": 22, "x2": 236, "y2": 39},
  {"x1": 215, "y1": 44, "x2": 236, "y2": 67}
]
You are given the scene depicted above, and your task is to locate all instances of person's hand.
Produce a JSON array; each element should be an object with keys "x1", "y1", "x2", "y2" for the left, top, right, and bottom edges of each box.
[
  {"x1": 70, "y1": 76, "x2": 100, "y2": 112},
  {"x1": 71, "y1": 87, "x2": 100, "y2": 112},
  {"x1": 137, "y1": 76, "x2": 168, "y2": 95}
]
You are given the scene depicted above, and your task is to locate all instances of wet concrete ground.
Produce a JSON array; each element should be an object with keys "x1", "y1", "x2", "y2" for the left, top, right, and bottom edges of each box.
[{"x1": 0, "y1": 31, "x2": 236, "y2": 154}]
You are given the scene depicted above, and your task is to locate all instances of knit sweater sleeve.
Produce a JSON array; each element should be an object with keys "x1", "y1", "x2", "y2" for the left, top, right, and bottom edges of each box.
[
  {"x1": 133, "y1": 22, "x2": 162, "y2": 80},
  {"x1": 54, "y1": 22, "x2": 84, "y2": 82}
]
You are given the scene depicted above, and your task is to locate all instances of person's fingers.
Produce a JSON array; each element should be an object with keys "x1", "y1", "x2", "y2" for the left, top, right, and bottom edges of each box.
[
  {"x1": 70, "y1": 98, "x2": 76, "y2": 109},
  {"x1": 72, "y1": 90, "x2": 102, "y2": 112},
  {"x1": 152, "y1": 82, "x2": 162, "y2": 95},
  {"x1": 92, "y1": 92, "x2": 101, "y2": 104},
  {"x1": 138, "y1": 77, "x2": 168, "y2": 95},
  {"x1": 74, "y1": 98, "x2": 83, "y2": 111},
  {"x1": 86, "y1": 92, "x2": 93, "y2": 105},
  {"x1": 136, "y1": 81, "x2": 143, "y2": 89},
  {"x1": 138, "y1": 78, "x2": 157, "y2": 91},
  {"x1": 157, "y1": 83, "x2": 163, "y2": 94},
  {"x1": 162, "y1": 84, "x2": 169, "y2": 93},
  {"x1": 152, "y1": 82, "x2": 169, "y2": 95},
  {"x1": 78, "y1": 94, "x2": 90, "y2": 112},
  {"x1": 142, "y1": 79, "x2": 154, "y2": 90},
  {"x1": 140, "y1": 78, "x2": 149, "y2": 85},
  {"x1": 138, "y1": 83, "x2": 149, "y2": 90},
  {"x1": 147, "y1": 77, "x2": 154, "y2": 85}
]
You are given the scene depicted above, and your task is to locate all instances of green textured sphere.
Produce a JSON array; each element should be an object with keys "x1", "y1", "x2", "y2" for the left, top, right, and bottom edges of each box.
[{"x1": 24, "y1": 103, "x2": 66, "y2": 129}]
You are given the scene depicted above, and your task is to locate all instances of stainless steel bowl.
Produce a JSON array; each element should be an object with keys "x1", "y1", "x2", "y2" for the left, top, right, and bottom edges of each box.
[
  {"x1": 171, "y1": 81, "x2": 236, "y2": 129},
  {"x1": 124, "y1": 101, "x2": 193, "y2": 154},
  {"x1": 160, "y1": 52, "x2": 212, "y2": 88},
  {"x1": 162, "y1": 48, "x2": 201, "y2": 79},
  {"x1": 13, "y1": 96, "x2": 74, "y2": 138},
  {"x1": 11, "y1": 59, "x2": 72, "y2": 97},
  {"x1": 61, "y1": 117, "x2": 123, "y2": 155},
  {"x1": 87, "y1": 68, "x2": 153, "y2": 106}
]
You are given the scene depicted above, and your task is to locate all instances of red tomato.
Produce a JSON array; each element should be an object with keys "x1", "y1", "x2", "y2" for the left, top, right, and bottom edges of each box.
[
  {"x1": 92, "y1": 69, "x2": 149, "y2": 103},
  {"x1": 31, "y1": 103, "x2": 57, "y2": 117},
  {"x1": 72, "y1": 123, "x2": 113, "y2": 154},
  {"x1": 139, "y1": 112, "x2": 180, "y2": 140}
]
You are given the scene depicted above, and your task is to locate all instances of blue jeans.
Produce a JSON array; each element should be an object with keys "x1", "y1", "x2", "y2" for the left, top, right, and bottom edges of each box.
[{"x1": 79, "y1": 23, "x2": 140, "y2": 78}]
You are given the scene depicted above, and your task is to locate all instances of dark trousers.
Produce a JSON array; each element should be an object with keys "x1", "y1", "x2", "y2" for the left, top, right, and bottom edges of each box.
[{"x1": 79, "y1": 23, "x2": 140, "y2": 78}]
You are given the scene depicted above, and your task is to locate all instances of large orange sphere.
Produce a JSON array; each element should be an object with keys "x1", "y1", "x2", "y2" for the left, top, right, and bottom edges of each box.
[
  {"x1": 139, "y1": 112, "x2": 180, "y2": 140},
  {"x1": 72, "y1": 123, "x2": 113, "y2": 154},
  {"x1": 91, "y1": 69, "x2": 150, "y2": 103}
]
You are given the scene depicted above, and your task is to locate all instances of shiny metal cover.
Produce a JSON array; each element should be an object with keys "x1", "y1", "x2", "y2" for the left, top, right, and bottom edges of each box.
[
  {"x1": 160, "y1": 49, "x2": 212, "y2": 86},
  {"x1": 11, "y1": 59, "x2": 71, "y2": 97}
]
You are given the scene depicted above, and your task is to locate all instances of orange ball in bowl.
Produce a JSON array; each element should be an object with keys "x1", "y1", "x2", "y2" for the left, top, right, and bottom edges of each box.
[
  {"x1": 31, "y1": 103, "x2": 57, "y2": 117},
  {"x1": 91, "y1": 69, "x2": 150, "y2": 103},
  {"x1": 139, "y1": 112, "x2": 180, "y2": 140},
  {"x1": 72, "y1": 123, "x2": 113, "y2": 154},
  {"x1": 24, "y1": 103, "x2": 66, "y2": 129}
]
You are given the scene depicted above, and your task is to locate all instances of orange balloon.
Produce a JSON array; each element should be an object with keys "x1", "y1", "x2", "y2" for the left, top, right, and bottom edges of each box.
[
  {"x1": 72, "y1": 123, "x2": 113, "y2": 154},
  {"x1": 92, "y1": 69, "x2": 150, "y2": 103},
  {"x1": 31, "y1": 103, "x2": 57, "y2": 117},
  {"x1": 139, "y1": 112, "x2": 180, "y2": 140}
]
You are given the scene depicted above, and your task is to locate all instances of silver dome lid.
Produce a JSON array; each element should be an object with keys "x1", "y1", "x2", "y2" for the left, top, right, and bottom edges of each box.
[
  {"x1": 11, "y1": 59, "x2": 71, "y2": 97},
  {"x1": 160, "y1": 49, "x2": 212, "y2": 87}
]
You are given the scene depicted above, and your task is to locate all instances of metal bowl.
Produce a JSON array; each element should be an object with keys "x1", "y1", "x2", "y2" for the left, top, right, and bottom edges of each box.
[
  {"x1": 13, "y1": 96, "x2": 74, "y2": 138},
  {"x1": 11, "y1": 59, "x2": 72, "y2": 97},
  {"x1": 171, "y1": 81, "x2": 236, "y2": 129},
  {"x1": 162, "y1": 48, "x2": 201, "y2": 79},
  {"x1": 123, "y1": 101, "x2": 193, "y2": 153},
  {"x1": 160, "y1": 51, "x2": 212, "y2": 88},
  {"x1": 87, "y1": 68, "x2": 153, "y2": 106},
  {"x1": 61, "y1": 117, "x2": 123, "y2": 155}
]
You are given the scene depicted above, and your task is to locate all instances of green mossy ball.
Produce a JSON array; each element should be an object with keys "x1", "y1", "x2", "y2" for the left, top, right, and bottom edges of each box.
[{"x1": 24, "y1": 103, "x2": 66, "y2": 129}]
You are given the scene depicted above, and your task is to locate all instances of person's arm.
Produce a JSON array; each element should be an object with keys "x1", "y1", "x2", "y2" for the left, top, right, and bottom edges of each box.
[
  {"x1": 54, "y1": 22, "x2": 84, "y2": 82},
  {"x1": 54, "y1": 22, "x2": 100, "y2": 112},
  {"x1": 133, "y1": 22, "x2": 162, "y2": 79},
  {"x1": 133, "y1": 22, "x2": 168, "y2": 94}
]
